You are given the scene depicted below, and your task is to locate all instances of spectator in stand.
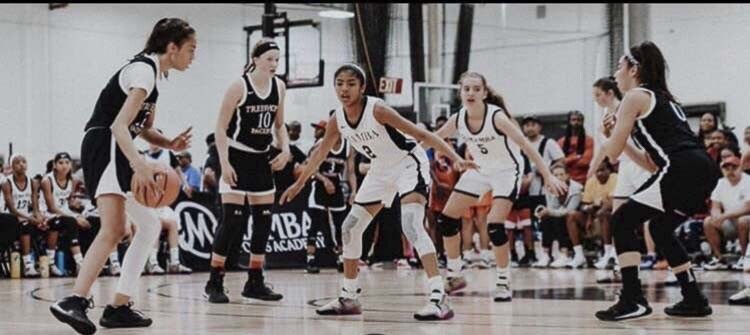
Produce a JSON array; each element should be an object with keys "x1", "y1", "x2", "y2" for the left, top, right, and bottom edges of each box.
[
  {"x1": 702, "y1": 155, "x2": 750, "y2": 272},
  {"x1": 579, "y1": 158, "x2": 618, "y2": 269},
  {"x1": 558, "y1": 110, "x2": 594, "y2": 186},
  {"x1": 176, "y1": 151, "x2": 201, "y2": 198},
  {"x1": 534, "y1": 163, "x2": 584, "y2": 268},
  {"x1": 697, "y1": 112, "x2": 719, "y2": 149}
]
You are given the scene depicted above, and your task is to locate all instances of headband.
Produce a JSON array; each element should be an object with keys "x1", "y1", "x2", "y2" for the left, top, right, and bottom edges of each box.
[
  {"x1": 252, "y1": 41, "x2": 280, "y2": 58},
  {"x1": 339, "y1": 63, "x2": 367, "y2": 82},
  {"x1": 54, "y1": 152, "x2": 72, "y2": 162}
]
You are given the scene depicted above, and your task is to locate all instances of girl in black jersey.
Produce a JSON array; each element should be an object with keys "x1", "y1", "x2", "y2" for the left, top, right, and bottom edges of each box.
[
  {"x1": 205, "y1": 37, "x2": 291, "y2": 303},
  {"x1": 595, "y1": 41, "x2": 721, "y2": 321},
  {"x1": 50, "y1": 18, "x2": 195, "y2": 335},
  {"x1": 304, "y1": 135, "x2": 357, "y2": 273}
]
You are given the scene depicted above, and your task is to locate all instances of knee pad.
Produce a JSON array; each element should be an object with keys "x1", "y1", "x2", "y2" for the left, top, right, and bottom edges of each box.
[
  {"x1": 341, "y1": 205, "x2": 374, "y2": 259},
  {"x1": 437, "y1": 213, "x2": 461, "y2": 237},
  {"x1": 401, "y1": 203, "x2": 436, "y2": 257},
  {"x1": 212, "y1": 203, "x2": 246, "y2": 257},
  {"x1": 488, "y1": 223, "x2": 508, "y2": 247},
  {"x1": 249, "y1": 204, "x2": 273, "y2": 255},
  {"x1": 56, "y1": 216, "x2": 80, "y2": 246}
]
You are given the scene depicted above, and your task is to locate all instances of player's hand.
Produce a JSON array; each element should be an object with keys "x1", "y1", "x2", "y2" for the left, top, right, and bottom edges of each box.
[
  {"x1": 543, "y1": 174, "x2": 568, "y2": 197},
  {"x1": 279, "y1": 180, "x2": 305, "y2": 205},
  {"x1": 169, "y1": 126, "x2": 193, "y2": 152},
  {"x1": 220, "y1": 160, "x2": 238, "y2": 187},
  {"x1": 132, "y1": 160, "x2": 162, "y2": 202},
  {"x1": 453, "y1": 158, "x2": 480, "y2": 172},
  {"x1": 322, "y1": 178, "x2": 336, "y2": 195},
  {"x1": 270, "y1": 148, "x2": 291, "y2": 171}
]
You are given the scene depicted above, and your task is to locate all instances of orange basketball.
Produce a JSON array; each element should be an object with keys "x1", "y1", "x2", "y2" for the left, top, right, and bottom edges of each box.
[{"x1": 132, "y1": 162, "x2": 181, "y2": 208}]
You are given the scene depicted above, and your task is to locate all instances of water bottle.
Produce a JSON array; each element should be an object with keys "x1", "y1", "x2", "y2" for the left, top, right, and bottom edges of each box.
[
  {"x1": 56, "y1": 251, "x2": 66, "y2": 275},
  {"x1": 10, "y1": 250, "x2": 21, "y2": 279},
  {"x1": 39, "y1": 255, "x2": 50, "y2": 278}
]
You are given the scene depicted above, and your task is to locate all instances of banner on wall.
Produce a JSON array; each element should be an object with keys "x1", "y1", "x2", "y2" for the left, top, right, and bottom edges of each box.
[{"x1": 175, "y1": 189, "x2": 338, "y2": 271}]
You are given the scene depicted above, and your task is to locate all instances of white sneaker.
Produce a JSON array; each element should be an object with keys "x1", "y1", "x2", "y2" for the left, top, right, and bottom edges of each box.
[
  {"x1": 24, "y1": 264, "x2": 40, "y2": 278},
  {"x1": 472, "y1": 258, "x2": 491, "y2": 269},
  {"x1": 444, "y1": 274, "x2": 468, "y2": 294},
  {"x1": 731, "y1": 256, "x2": 745, "y2": 271},
  {"x1": 145, "y1": 260, "x2": 165, "y2": 275},
  {"x1": 594, "y1": 254, "x2": 615, "y2": 270},
  {"x1": 168, "y1": 262, "x2": 193, "y2": 274},
  {"x1": 532, "y1": 253, "x2": 551, "y2": 268},
  {"x1": 567, "y1": 255, "x2": 586, "y2": 269},
  {"x1": 109, "y1": 262, "x2": 122, "y2": 276},
  {"x1": 316, "y1": 288, "x2": 362, "y2": 315},
  {"x1": 494, "y1": 277, "x2": 512, "y2": 302},
  {"x1": 414, "y1": 291, "x2": 454, "y2": 321},
  {"x1": 729, "y1": 287, "x2": 750, "y2": 305},
  {"x1": 50, "y1": 264, "x2": 66, "y2": 277},
  {"x1": 550, "y1": 255, "x2": 570, "y2": 268}
]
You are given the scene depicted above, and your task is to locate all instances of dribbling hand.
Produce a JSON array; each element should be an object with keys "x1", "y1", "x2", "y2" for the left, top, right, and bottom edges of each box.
[
  {"x1": 132, "y1": 161, "x2": 162, "y2": 202},
  {"x1": 453, "y1": 158, "x2": 480, "y2": 172}
]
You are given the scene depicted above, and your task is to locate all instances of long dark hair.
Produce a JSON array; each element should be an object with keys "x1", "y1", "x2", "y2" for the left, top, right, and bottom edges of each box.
[
  {"x1": 625, "y1": 41, "x2": 676, "y2": 102},
  {"x1": 593, "y1": 76, "x2": 622, "y2": 100},
  {"x1": 563, "y1": 110, "x2": 586, "y2": 155},
  {"x1": 141, "y1": 18, "x2": 195, "y2": 55},
  {"x1": 458, "y1": 71, "x2": 515, "y2": 124}
]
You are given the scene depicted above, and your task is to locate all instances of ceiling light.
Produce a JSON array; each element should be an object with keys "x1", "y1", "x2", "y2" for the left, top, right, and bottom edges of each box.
[{"x1": 318, "y1": 9, "x2": 354, "y2": 19}]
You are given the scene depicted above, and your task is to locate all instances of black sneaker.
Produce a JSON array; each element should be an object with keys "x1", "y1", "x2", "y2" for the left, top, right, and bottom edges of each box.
[
  {"x1": 242, "y1": 276, "x2": 283, "y2": 301},
  {"x1": 50, "y1": 295, "x2": 96, "y2": 335},
  {"x1": 517, "y1": 253, "x2": 534, "y2": 268},
  {"x1": 99, "y1": 302, "x2": 153, "y2": 328},
  {"x1": 595, "y1": 291, "x2": 652, "y2": 321},
  {"x1": 664, "y1": 296, "x2": 712, "y2": 317},
  {"x1": 204, "y1": 278, "x2": 230, "y2": 304},
  {"x1": 306, "y1": 257, "x2": 320, "y2": 274}
]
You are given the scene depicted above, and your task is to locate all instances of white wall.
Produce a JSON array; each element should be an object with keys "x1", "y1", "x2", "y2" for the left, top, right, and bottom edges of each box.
[
  {"x1": 650, "y1": 4, "x2": 750, "y2": 144},
  {"x1": 0, "y1": 3, "x2": 354, "y2": 173}
]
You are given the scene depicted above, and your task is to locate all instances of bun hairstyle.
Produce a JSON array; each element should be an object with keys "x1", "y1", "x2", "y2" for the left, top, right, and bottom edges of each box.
[
  {"x1": 334, "y1": 63, "x2": 367, "y2": 86},
  {"x1": 141, "y1": 18, "x2": 195, "y2": 55},
  {"x1": 593, "y1": 76, "x2": 622, "y2": 100},
  {"x1": 245, "y1": 37, "x2": 280, "y2": 73}
]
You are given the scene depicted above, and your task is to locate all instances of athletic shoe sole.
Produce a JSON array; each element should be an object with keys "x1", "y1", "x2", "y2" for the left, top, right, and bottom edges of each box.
[
  {"x1": 728, "y1": 297, "x2": 750, "y2": 305},
  {"x1": 202, "y1": 292, "x2": 230, "y2": 304},
  {"x1": 664, "y1": 306, "x2": 712, "y2": 317},
  {"x1": 413, "y1": 309, "x2": 455, "y2": 321},
  {"x1": 99, "y1": 318, "x2": 153, "y2": 328},
  {"x1": 49, "y1": 304, "x2": 97, "y2": 335},
  {"x1": 316, "y1": 308, "x2": 362, "y2": 316},
  {"x1": 242, "y1": 294, "x2": 283, "y2": 302}
]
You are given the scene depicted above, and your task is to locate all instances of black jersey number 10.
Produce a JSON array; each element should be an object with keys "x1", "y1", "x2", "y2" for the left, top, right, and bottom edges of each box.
[{"x1": 362, "y1": 145, "x2": 377, "y2": 159}]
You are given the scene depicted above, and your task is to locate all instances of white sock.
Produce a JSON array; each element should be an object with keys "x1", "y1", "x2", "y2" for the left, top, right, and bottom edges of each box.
[
  {"x1": 47, "y1": 249, "x2": 56, "y2": 265},
  {"x1": 343, "y1": 278, "x2": 359, "y2": 293},
  {"x1": 109, "y1": 251, "x2": 120, "y2": 265},
  {"x1": 447, "y1": 257, "x2": 462, "y2": 274},
  {"x1": 496, "y1": 266, "x2": 510, "y2": 283},
  {"x1": 23, "y1": 254, "x2": 33, "y2": 267},
  {"x1": 604, "y1": 244, "x2": 614, "y2": 257},
  {"x1": 573, "y1": 245, "x2": 584, "y2": 258},
  {"x1": 170, "y1": 247, "x2": 180, "y2": 264},
  {"x1": 745, "y1": 248, "x2": 750, "y2": 258},
  {"x1": 462, "y1": 249, "x2": 472, "y2": 259},
  {"x1": 427, "y1": 275, "x2": 444, "y2": 294},
  {"x1": 149, "y1": 248, "x2": 159, "y2": 265},
  {"x1": 73, "y1": 252, "x2": 83, "y2": 264}
]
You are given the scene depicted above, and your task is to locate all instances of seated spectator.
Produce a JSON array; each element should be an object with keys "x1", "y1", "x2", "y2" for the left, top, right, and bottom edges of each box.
[
  {"x1": 697, "y1": 112, "x2": 720, "y2": 149},
  {"x1": 506, "y1": 154, "x2": 535, "y2": 267},
  {"x1": 557, "y1": 110, "x2": 594, "y2": 185},
  {"x1": 534, "y1": 164, "x2": 584, "y2": 268},
  {"x1": 703, "y1": 155, "x2": 750, "y2": 271},
  {"x1": 177, "y1": 151, "x2": 201, "y2": 198},
  {"x1": 462, "y1": 192, "x2": 492, "y2": 269},
  {"x1": 706, "y1": 129, "x2": 730, "y2": 163},
  {"x1": 579, "y1": 159, "x2": 618, "y2": 270},
  {"x1": 141, "y1": 208, "x2": 193, "y2": 275}
]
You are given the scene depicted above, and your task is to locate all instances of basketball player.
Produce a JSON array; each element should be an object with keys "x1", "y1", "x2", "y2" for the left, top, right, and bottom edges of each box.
[
  {"x1": 304, "y1": 131, "x2": 356, "y2": 274},
  {"x1": 594, "y1": 41, "x2": 721, "y2": 321},
  {"x1": 39, "y1": 152, "x2": 88, "y2": 276},
  {"x1": 281, "y1": 63, "x2": 476, "y2": 320},
  {"x1": 50, "y1": 18, "x2": 195, "y2": 334},
  {"x1": 2, "y1": 154, "x2": 45, "y2": 278},
  {"x1": 204, "y1": 37, "x2": 291, "y2": 304},
  {"x1": 433, "y1": 72, "x2": 567, "y2": 302}
]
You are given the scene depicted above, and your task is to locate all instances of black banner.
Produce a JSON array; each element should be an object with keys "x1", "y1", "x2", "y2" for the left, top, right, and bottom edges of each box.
[{"x1": 175, "y1": 188, "x2": 337, "y2": 271}]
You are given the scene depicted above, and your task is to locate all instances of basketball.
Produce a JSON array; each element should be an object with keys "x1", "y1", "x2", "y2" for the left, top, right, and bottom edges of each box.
[{"x1": 131, "y1": 162, "x2": 181, "y2": 208}]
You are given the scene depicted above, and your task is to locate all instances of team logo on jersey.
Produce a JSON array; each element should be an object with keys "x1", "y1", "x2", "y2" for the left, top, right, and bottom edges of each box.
[
  {"x1": 176, "y1": 201, "x2": 219, "y2": 260},
  {"x1": 129, "y1": 105, "x2": 155, "y2": 135}
]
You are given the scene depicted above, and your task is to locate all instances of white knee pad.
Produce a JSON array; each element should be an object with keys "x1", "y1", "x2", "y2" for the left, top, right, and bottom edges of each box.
[
  {"x1": 401, "y1": 202, "x2": 436, "y2": 257},
  {"x1": 341, "y1": 205, "x2": 374, "y2": 260},
  {"x1": 116, "y1": 196, "x2": 161, "y2": 297}
]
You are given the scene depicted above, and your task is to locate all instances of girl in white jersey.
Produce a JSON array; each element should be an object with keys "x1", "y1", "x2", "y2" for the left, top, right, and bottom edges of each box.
[
  {"x1": 434, "y1": 72, "x2": 567, "y2": 302},
  {"x1": 281, "y1": 64, "x2": 477, "y2": 320},
  {"x1": 40, "y1": 152, "x2": 89, "y2": 277},
  {"x1": 2, "y1": 154, "x2": 44, "y2": 277}
]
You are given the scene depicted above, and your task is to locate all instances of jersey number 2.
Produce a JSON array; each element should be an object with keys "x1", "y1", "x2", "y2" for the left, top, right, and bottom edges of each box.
[{"x1": 362, "y1": 145, "x2": 377, "y2": 159}]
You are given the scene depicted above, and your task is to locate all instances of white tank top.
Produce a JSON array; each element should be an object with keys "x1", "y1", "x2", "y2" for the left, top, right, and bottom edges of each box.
[
  {"x1": 6, "y1": 175, "x2": 32, "y2": 216},
  {"x1": 43, "y1": 173, "x2": 72, "y2": 215},
  {"x1": 456, "y1": 103, "x2": 523, "y2": 173},
  {"x1": 335, "y1": 96, "x2": 419, "y2": 171}
]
